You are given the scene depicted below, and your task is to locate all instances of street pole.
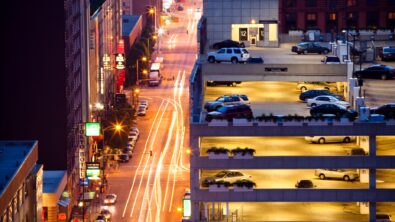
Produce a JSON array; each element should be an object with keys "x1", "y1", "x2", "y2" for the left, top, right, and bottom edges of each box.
[{"x1": 136, "y1": 60, "x2": 139, "y2": 84}]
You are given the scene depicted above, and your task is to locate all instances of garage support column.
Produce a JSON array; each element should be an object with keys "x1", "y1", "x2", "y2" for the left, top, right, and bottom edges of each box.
[
  {"x1": 369, "y1": 202, "x2": 377, "y2": 222},
  {"x1": 369, "y1": 135, "x2": 376, "y2": 157}
]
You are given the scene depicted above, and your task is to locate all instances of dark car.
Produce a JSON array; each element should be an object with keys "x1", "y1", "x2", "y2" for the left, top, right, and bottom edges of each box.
[
  {"x1": 380, "y1": 46, "x2": 395, "y2": 61},
  {"x1": 354, "y1": 64, "x2": 395, "y2": 80},
  {"x1": 291, "y1": 42, "x2": 330, "y2": 55},
  {"x1": 321, "y1": 55, "x2": 341, "y2": 64},
  {"x1": 117, "y1": 154, "x2": 129, "y2": 163},
  {"x1": 206, "y1": 81, "x2": 242, "y2": 87},
  {"x1": 310, "y1": 104, "x2": 358, "y2": 119},
  {"x1": 246, "y1": 57, "x2": 264, "y2": 64},
  {"x1": 370, "y1": 103, "x2": 395, "y2": 118},
  {"x1": 295, "y1": 180, "x2": 315, "y2": 188},
  {"x1": 299, "y1": 89, "x2": 343, "y2": 101},
  {"x1": 205, "y1": 104, "x2": 253, "y2": 121},
  {"x1": 212, "y1": 39, "x2": 245, "y2": 49}
]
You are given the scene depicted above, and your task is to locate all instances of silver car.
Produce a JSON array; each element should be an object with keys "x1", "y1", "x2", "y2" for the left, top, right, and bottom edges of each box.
[
  {"x1": 305, "y1": 136, "x2": 355, "y2": 144},
  {"x1": 315, "y1": 169, "x2": 359, "y2": 181}
]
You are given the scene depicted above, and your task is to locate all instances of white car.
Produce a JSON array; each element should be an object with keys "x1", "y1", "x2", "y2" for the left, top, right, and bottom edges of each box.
[
  {"x1": 127, "y1": 138, "x2": 136, "y2": 147},
  {"x1": 130, "y1": 127, "x2": 139, "y2": 134},
  {"x1": 315, "y1": 169, "x2": 359, "y2": 181},
  {"x1": 207, "y1": 48, "x2": 250, "y2": 64},
  {"x1": 306, "y1": 95, "x2": 350, "y2": 108},
  {"x1": 296, "y1": 82, "x2": 337, "y2": 92},
  {"x1": 137, "y1": 107, "x2": 147, "y2": 116},
  {"x1": 128, "y1": 131, "x2": 139, "y2": 141},
  {"x1": 305, "y1": 136, "x2": 355, "y2": 144},
  {"x1": 138, "y1": 104, "x2": 147, "y2": 111},
  {"x1": 202, "y1": 170, "x2": 252, "y2": 186},
  {"x1": 104, "y1": 194, "x2": 117, "y2": 205},
  {"x1": 139, "y1": 100, "x2": 148, "y2": 109}
]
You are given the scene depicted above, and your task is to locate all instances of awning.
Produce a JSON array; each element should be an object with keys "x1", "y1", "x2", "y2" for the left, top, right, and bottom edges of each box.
[{"x1": 58, "y1": 198, "x2": 71, "y2": 207}]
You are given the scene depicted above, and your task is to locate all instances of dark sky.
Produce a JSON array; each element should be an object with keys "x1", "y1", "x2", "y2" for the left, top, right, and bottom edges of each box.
[{"x1": 0, "y1": 0, "x2": 68, "y2": 170}]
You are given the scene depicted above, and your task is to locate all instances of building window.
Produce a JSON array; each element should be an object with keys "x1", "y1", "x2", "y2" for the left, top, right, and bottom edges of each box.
[
  {"x1": 305, "y1": 0, "x2": 316, "y2": 7},
  {"x1": 328, "y1": 13, "x2": 337, "y2": 21},
  {"x1": 285, "y1": 0, "x2": 296, "y2": 8},
  {"x1": 388, "y1": 12, "x2": 395, "y2": 19},
  {"x1": 328, "y1": 0, "x2": 337, "y2": 9},
  {"x1": 306, "y1": 13, "x2": 317, "y2": 21},
  {"x1": 367, "y1": 12, "x2": 378, "y2": 29},
  {"x1": 388, "y1": 0, "x2": 395, "y2": 6},
  {"x1": 366, "y1": 0, "x2": 375, "y2": 6},
  {"x1": 347, "y1": 0, "x2": 357, "y2": 6}
]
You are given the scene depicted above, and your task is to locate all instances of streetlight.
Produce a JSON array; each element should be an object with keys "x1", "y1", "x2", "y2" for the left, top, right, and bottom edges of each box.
[
  {"x1": 148, "y1": 6, "x2": 156, "y2": 30},
  {"x1": 136, "y1": 56, "x2": 148, "y2": 84}
]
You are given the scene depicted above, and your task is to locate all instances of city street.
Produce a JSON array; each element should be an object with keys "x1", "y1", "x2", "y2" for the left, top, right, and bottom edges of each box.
[{"x1": 103, "y1": 1, "x2": 200, "y2": 221}]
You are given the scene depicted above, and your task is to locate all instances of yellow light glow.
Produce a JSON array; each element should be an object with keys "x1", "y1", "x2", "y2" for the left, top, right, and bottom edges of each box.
[
  {"x1": 142, "y1": 69, "x2": 148, "y2": 74},
  {"x1": 158, "y1": 27, "x2": 165, "y2": 35},
  {"x1": 152, "y1": 35, "x2": 158, "y2": 40},
  {"x1": 115, "y1": 124, "x2": 122, "y2": 131},
  {"x1": 186, "y1": 149, "x2": 191, "y2": 154},
  {"x1": 134, "y1": 89, "x2": 140, "y2": 94},
  {"x1": 141, "y1": 56, "x2": 147, "y2": 62},
  {"x1": 177, "y1": 207, "x2": 182, "y2": 212},
  {"x1": 149, "y1": 8, "x2": 155, "y2": 14},
  {"x1": 78, "y1": 201, "x2": 84, "y2": 207},
  {"x1": 251, "y1": 19, "x2": 256, "y2": 24}
]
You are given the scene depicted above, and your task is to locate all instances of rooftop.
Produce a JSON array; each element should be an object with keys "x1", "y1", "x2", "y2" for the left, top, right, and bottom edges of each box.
[
  {"x1": 0, "y1": 141, "x2": 37, "y2": 197},
  {"x1": 122, "y1": 15, "x2": 141, "y2": 37},
  {"x1": 43, "y1": 171, "x2": 66, "y2": 193}
]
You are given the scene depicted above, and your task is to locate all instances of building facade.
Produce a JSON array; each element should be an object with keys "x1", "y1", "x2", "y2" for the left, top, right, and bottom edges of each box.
[
  {"x1": 64, "y1": 0, "x2": 91, "y2": 209},
  {"x1": 279, "y1": 0, "x2": 395, "y2": 34},
  {"x1": 0, "y1": 141, "x2": 43, "y2": 222},
  {"x1": 203, "y1": 0, "x2": 279, "y2": 48}
]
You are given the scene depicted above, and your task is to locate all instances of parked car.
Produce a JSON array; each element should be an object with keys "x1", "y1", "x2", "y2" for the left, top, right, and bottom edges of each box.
[
  {"x1": 138, "y1": 104, "x2": 147, "y2": 111},
  {"x1": 202, "y1": 170, "x2": 251, "y2": 187},
  {"x1": 130, "y1": 127, "x2": 139, "y2": 134},
  {"x1": 100, "y1": 209, "x2": 112, "y2": 220},
  {"x1": 295, "y1": 179, "x2": 315, "y2": 188},
  {"x1": 370, "y1": 103, "x2": 395, "y2": 119},
  {"x1": 354, "y1": 64, "x2": 395, "y2": 80},
  {"x1": 117, "y1": 154, "x2": 130, "y2": 163},
  {"x1": 348, "y1": 148, "x2": 367, "y2": 156},
  {"x1": 380, "y1": 46, "x2": 395, "y2": 61},
  {"x1": 204, "y1": 95, "x2": 250, "y2": 111},
  {"x1": 122, "y1": 148, "x2": 133, "y2": 157},
  {"x1": 304, "y1": 136, "x2": 355, "y2": 144},
  {"x1": 95, "y1": 215, "x2": 107, "y2": 222},
  {"x1": 299, "y1": 89, "x2": 342, "y2": 101},
  {"x1": 315, "y1": 169, "x2": 359, "y2": 181},
  {"x1": 104, "y1": 194, "x2": 117, "y2": 205},
  {"x1": 139, "y1": 100, "x2": 148, "y2": 109},
  {"x1": 291, "y1": 42, "x2": 330, "y2": 55},
  {"x1": 137, "y1": 107, "x2": 147, "y2": 116},
  {"x1": 206, "y1": 81, "x2": 242, "y2": 87},
  {"x1": 376, "y1": 213, "x2": 393, "y2": 222},
  {"x1": 246, "y1": 56, "x2": 264, "y2": 64},
  {"x1": 296, "y1": 82, "x2": 337, "y2": 92},
  {"x1": 306, "y1": 95, "x2": 350, "y2": 108},
  {"x1": 207, "y1": 48, "x2": 250, "y2": 64},
  {"x1": 212, "y1": 39, "x2": 245, "y2": 49},
  {"x1": 321, "y1": 55, "x2": 341, "y2": 64},
  {"x1": 310, "y1": 104, "x2": 358, "y2": 119},
  {"x1": 205, "y1": 104, "x2": 253, "y2": 121},
  {"x1": 127, "y1": 138, "x2": 136, "y2": 147},
  {"x1": 128, "y1": 131, "x2": 139, "y2": 141}
]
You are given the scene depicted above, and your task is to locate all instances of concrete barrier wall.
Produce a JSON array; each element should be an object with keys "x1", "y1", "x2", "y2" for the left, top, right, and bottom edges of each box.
[{"x1": 202, "y1": 63, "x2": 348, "y2": 82}]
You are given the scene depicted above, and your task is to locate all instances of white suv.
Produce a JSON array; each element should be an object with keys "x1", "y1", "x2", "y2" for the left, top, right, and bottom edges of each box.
[{"x1": 207, "y1": 48, "x2": 250, "y2": 64}]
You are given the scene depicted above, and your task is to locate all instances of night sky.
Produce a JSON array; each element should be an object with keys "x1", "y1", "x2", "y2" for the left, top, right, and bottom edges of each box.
[{"x1": 0, "y1": 0, "x2": 68, "y2": 170}]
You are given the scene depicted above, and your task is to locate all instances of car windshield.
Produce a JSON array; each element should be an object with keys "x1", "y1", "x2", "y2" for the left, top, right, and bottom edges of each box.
[
  {"x1": 242, "y1": 49, "x2": 248, "y2": 54},
  {"x1": 106, "y1": 195, "x2": 114, "y2": 199},
  {"x1": 215, "y1": 171, "x2": 228, "y2": 178},
  {"x1": 383, "y1": 48, "x2": 395, "y2": 53}
]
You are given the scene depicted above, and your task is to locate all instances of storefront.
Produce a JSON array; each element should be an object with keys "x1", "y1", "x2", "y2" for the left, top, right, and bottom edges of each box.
[{"x1": 231, "y1": 21, "x2": 278, "y2": 47}]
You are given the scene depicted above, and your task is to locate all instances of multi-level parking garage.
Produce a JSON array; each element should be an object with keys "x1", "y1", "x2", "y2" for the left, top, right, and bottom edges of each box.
[{"x1": 189, "y1": 44, "x2": 395, "y2": 221}]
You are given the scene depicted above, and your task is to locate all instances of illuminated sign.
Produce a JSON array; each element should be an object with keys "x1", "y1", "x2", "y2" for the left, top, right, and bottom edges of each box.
[
  {"x1": 85, "y1": 122, "x2": 101, "y2": 136},
  {"x1": 78, "y1": 124, "x2": 86, "y2": 179},
  {"x1": 183, "y1": 198, "x2": 191, "y2": 217},
  {"x1": 58, "y1": 213, "x2": 67, "y2": 220},
  {"x1": 115, "y1": 53, "x2": 125, "y2": 70},
  {"x1": 86, "y1": 162, "x2": 101, "y2": 179}
]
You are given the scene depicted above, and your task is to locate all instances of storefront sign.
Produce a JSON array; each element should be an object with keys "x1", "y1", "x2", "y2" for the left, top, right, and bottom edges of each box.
[
  {"x1": 103, "y1": 54, "x2": 111, "y2": 69},
  {"x1": 85, "y1": 122, "x2": 101, "y2": 137},
  {"x1": 239, "y1": 28, "x2": 248, "y2": 41},
  {"x1": 259, "y1": 27, "x2": 264, "y2": 41},
  {"x1": 86, "y1": 162, "x2": 101, "y2": 179},
  {"x1": 58, "y1": 213, "x2": 67, "y2": 220},
  {"x1": 183, "y1": 198, "x2": 191, "y2": 217},
  {"x1": 115, "y1": 53, "x2": 125, "y2": 70},
  {"x1": 78, "y1": 124, "x2": 86, "y2": 179}
]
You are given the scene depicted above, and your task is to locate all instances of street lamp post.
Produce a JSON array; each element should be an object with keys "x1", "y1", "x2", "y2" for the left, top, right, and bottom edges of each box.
[
  {"x1": 136, "y1": 56, "x2": 147, "y2": 84},
  {"x1": 149, "y1": 7, "x2": 156, "y2": 30}
]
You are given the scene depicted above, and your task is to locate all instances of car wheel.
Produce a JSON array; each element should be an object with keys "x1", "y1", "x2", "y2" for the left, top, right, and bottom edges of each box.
[
  {"x1": 311, "y1": 103, "x2": 317, "y2": 108},
  {"x1": 318, "y1": 137, "x2": 326, "y2": 144},
  {"x1": 323, "y1": 50, "x2": 329, "y2": 55},
  {"x1": 343, "y1": 137, "x2": 351, "y2": 143},
  {"x1": 297, "y1": 52, "x2": 302, "y2": 55},
  {"x1": 208, "y1": 56, "x2": 215, "y2": 63},
  {"x1": 300, "y1": 86, "x2": 307, "y2": 92},
  {"x1": 303, "y1": 50, "x2": 308, "y2": 55},
  {"x1": 231, "y1": 57, "x2": 238, "y2": 64},
  {"x1": 343, "y1": 175, "x2": 350, "y2": 181},
  {"x1": 231, "y1": 82, "x2": 237, "y2": 87},
  {"x1": 381, "y1": 74, "x2": 387, "y2": 80},
  {"x1": 319, "y1": 174, "x2": 326, "y2": 180},
  {"x1": 324, "y1": 87, "x2": 330, "y2": 91}
]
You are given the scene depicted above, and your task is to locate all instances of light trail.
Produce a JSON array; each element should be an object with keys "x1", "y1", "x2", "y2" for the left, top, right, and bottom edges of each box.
[
  {"x1": 139, "y1": 152, "x2": 157, "y2": 222},
  {"x1": 122, "y1": 99, "x2": 166, "y2": 217}
]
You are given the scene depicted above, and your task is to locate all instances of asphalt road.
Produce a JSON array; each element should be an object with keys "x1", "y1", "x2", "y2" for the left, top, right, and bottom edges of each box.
[{"x1": 103, "y1": 1, "x2": 199, "y2": 221}]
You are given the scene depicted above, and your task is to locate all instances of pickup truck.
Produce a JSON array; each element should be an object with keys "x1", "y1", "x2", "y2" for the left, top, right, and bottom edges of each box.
[{"x1": 292, "y1": 42, "x2": 330, "y2": 55}]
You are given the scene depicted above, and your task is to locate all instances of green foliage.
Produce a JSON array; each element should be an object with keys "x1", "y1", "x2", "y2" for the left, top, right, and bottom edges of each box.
[
  {"x1": 232, "y1": 179, "x2": 256, "y2": 188},
  {"x1": 206, "y1": 147, "x2": 229, "y2": 154},
  {"x1": 230, "y1": 147, "x2": 255, "y2": 156}
]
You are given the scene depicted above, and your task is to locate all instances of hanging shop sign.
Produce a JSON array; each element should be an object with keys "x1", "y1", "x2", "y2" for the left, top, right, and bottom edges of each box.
[
  {"x1": 115, "y1": 53, "x2": 125, "y2": 70},
  {"x1": 239, "y1": 28, "x2": 248, "y2": 41},
  {"x1": 259, "y1": 27, "x2": 265, "y2": 41},
  {"x1": 86, "y1": 162, "x2": 101, "y2": 180},
  {"x1": 85, "y1": 122, "x2": 101, "y2": 137}
]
